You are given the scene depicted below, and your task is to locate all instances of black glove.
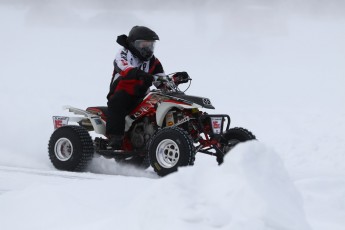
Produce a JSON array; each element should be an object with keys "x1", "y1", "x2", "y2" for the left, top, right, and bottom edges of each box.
[
  {"x1": 173, "y1": 71, "x2": 190, "y2": 84},
  {"x1": 153, "y1": 75, "x2": 169, "y2": 82},
  {"x1": 135, "y1": 69, "x2": 154, "y2": 84}
]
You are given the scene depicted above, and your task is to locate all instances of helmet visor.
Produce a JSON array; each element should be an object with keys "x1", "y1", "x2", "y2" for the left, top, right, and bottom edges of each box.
[{"x1": 133, "y1": 40, "x2": 156, "y2": 60}]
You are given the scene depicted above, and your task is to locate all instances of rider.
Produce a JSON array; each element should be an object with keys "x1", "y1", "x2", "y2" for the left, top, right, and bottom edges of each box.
[{"x1": 106, "y1": 26, "x2": 165, "y2": 150}]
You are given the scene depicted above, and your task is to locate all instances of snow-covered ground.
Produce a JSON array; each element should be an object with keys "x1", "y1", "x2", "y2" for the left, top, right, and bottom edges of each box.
[{"x1": 0, "y1": 1, "x2": 345, "y2": 229}]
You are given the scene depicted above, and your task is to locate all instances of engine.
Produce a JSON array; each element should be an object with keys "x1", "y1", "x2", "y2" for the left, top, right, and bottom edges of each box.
[{"x1": 130, "y1": 118, "x2": 156, "y2": 149}]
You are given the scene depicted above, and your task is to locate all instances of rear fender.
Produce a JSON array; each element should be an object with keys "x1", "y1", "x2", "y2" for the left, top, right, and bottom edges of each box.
[{"x1": 53, "y1": 106, "x2": 106, "y2": 135}]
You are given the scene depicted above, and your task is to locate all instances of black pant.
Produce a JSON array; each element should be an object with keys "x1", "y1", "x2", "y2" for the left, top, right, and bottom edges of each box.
[{"x1": 106, "y1": 90, "x2": 141, "y2": 136}]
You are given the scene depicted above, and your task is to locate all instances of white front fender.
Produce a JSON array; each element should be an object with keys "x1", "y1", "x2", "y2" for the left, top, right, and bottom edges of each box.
[{"x1": 156, "y1": 102, "x2": 201, "y2": 127}]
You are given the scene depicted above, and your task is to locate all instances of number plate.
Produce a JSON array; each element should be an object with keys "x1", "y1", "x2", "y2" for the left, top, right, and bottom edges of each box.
[
  {"x1": 53, "y1": 116, "x2": 69, "y2": 129},
  {"x1": 211, "y1": 117, "x2": 223, "y2": 134}
]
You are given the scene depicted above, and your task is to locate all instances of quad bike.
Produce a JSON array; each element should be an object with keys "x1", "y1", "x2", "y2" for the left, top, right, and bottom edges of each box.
[{"x1": 48, "y1": 72, "x2": 256, "y2": 176}]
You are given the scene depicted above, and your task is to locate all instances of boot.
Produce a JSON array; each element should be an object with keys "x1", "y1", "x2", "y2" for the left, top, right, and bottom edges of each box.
[{"x1": 107, "y1": 135, "x2": 123, "y2": 150}]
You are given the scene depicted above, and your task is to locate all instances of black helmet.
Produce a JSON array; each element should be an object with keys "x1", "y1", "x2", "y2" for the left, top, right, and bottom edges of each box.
[{"x1": 127, "y1": 26, "x2": 159, "y2": 61}]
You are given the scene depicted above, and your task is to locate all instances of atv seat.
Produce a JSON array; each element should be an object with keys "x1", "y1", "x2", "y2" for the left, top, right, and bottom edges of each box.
[{"x1": 86, "y1": 106, "x2": 108, "y2": 121}]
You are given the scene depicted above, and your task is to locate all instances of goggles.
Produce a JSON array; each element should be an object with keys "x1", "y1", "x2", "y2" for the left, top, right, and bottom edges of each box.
[{"x1": 134, "y1": 40, "x2": 156, "y2": 51}]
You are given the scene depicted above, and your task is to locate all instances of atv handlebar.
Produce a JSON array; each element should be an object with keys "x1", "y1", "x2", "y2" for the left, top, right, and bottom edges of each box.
[
  {"x1": 153, "y1": 75, "x2": 169, "y2": 82},
  {"x1": 153, "y1": 72, "x2": 192, "y2": 92}
]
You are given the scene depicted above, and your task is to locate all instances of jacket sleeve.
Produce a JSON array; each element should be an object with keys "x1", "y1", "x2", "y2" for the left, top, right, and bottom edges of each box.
[
  {"x1": 148, "y1": 56, "x2": 164, "y2": 75},
  {"x1": 148, "y1": 56, "x2": 165, "y2": 88}
]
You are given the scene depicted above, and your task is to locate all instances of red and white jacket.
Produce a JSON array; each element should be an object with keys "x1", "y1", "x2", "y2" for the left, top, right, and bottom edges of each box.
[{"x1": 107, "y1": 48, "x2": 164, "y2": 99}]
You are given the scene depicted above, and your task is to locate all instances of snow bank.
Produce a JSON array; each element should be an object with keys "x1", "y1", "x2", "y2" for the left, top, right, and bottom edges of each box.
[
  {"x1": 118, "y1": 141, "x2": 311, "y2": 230},
  {"x1": 0, "y1": 142, "x2": 311, "y2": 230}
]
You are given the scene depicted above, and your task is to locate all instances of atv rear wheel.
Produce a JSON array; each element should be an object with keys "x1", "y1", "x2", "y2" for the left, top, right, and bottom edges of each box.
[
  {"x1": 48, "y1": 125, "x2": 94, "y2": 171},
  {"x1": 148, "y1": 127, "x2": 195, "y2": 176},
  {"x1": 222, "y1": 127, "x2": 256, "y2": 154}
]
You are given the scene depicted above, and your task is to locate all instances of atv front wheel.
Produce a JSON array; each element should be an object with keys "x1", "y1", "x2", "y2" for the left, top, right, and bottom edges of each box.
[
  {"x1": 222, "y1": 127, "x2": 256, "y2": 154},
  {"x1": 48, "y1": 125, "x2": 94, "y2": 171},
  {"x1": 148, "y1": 127, "x2": 195, "y2": 177}
]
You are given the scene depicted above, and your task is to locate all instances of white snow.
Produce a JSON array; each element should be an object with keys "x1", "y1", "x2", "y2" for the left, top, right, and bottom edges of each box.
[{"x1": 1, "y1": 1, "x2": 345, "y2": 230}]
